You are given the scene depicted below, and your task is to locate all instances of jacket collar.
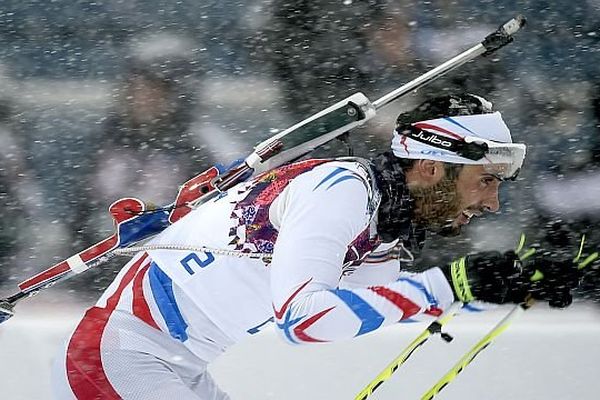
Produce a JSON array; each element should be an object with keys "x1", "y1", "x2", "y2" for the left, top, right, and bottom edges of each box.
[{"x1": 370, "y1": 152, "x2": 426, "y2": 252}]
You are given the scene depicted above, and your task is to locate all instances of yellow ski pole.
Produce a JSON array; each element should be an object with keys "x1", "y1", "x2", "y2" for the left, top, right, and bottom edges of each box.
[
  {"x1": 421, "y1": 298, "x2": 534, "y2": 400},
  {"x1": 354, "y1": 302, "x2": 463, "y2": 400},
  {"x1": 422, "y1": 234, "x2": 596, "y2": 399}
]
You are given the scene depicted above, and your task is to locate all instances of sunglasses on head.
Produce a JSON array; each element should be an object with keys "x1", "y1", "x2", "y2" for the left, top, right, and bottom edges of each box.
[{"x1": 396, "y1": 125, "x2": 521, "y2": 181}]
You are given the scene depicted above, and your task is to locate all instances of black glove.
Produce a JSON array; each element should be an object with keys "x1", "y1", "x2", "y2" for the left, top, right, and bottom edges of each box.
[
  {"x1": 442, "y1": 251, "x2": 582, "y2": 308},
  {"x1": 515, "y1": 254, "x2": 581, "y2": 308},
  {"x1": 441, "y1": 250, "x2": 523, "y2": 305}
]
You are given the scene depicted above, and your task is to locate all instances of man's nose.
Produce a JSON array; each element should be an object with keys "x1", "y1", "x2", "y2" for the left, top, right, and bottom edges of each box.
[{"x1": 482, "y1": 189, "x2": 500, "y2": 213}]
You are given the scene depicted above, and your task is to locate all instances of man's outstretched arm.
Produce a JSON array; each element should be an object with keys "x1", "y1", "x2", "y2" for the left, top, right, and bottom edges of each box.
[{"x1": 269, "y1": 163, "x2": 453, "y2": 344}]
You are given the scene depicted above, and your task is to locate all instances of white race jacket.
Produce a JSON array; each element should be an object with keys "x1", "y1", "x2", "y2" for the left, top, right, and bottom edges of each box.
[{"x1": 99, "y1": 159, "x2": 454, "y2": 362}]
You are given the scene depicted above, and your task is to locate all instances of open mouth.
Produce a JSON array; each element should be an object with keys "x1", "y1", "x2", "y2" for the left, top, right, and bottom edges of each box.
[{"x1": 458, "y1": 210, "x2": 481, "y2": 225}]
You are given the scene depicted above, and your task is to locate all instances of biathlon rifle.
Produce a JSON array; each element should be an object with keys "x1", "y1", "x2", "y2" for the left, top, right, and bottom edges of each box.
[{"x1": 0, "y1": 15, "x2": 526, "y2": 323}]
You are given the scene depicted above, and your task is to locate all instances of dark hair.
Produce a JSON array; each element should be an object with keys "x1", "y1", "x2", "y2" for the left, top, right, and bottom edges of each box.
[{"x1": 396, "y1": 93, "x2": 494, "y2": 127}]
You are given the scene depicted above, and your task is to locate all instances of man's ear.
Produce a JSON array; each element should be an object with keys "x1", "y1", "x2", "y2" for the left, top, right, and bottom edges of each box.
[{"x1": 412, "y1": 159, "x2": 445, "y2": 185}]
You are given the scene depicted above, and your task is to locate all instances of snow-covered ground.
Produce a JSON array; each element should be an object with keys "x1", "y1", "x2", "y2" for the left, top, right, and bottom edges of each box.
[{"x1": 2, "y1": 296, "x2": 599, "y2": 399}]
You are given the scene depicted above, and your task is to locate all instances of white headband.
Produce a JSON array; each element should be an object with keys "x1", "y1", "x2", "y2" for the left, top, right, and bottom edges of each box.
[{"x1": 391, "y1": 112, "x2": 527, "y2": 179}]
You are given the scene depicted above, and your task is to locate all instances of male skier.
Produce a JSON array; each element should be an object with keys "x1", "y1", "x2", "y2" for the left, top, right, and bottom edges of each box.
[{"x1": 52, "y1": 94, "x2": 581, "y2": 399}]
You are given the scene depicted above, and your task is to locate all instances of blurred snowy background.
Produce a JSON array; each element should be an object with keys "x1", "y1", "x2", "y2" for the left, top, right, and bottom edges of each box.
[
  {"x1": 2, "y1": 298, "x2": 600, "y2": 399},
  {"x1": 1, "y1": 0, "x2": 600, "y2": 398}
]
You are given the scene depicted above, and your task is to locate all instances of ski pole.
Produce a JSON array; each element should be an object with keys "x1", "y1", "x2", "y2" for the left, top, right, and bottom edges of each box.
[
  {"x1": 420, "y1": 299, "x2": 533, "y2": 400},
  {"x1": 353, "y1": 233, "x2": 534, "y2": 399},
  {"x1": 421, "y1": 234, "x2": 595, "y2": 399},
  {"x1": 419, "y1": 235, "x2": 535, "y2": 399},
  {"x1": 354, "y1": 302, "x2": 463, "y2": 400}
]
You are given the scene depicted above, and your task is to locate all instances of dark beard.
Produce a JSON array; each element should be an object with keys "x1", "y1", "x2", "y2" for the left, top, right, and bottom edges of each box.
[{"x1": 410, "y1": 175, "x2": 463, "y2": 237}]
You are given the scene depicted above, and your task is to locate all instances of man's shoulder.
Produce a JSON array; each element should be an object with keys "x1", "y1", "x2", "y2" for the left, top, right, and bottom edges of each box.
[
  {"x1": 301, "y1": 157, "x2": 381, "y2": 218},
  {"x1": 292, "y1": 158, "x2": 370, "y2": 191},
  {"x1": 308, "y1": 157, "x2": 374, "y2": 183}
]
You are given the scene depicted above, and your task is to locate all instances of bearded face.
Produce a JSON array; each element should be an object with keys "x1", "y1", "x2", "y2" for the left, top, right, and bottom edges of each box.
[
  {"x1": 409, "y1": 163, "x2": 502, "y2": 237},
  {"x1": 410, "y1": 172, "x2": 464, "y2": 237}
]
